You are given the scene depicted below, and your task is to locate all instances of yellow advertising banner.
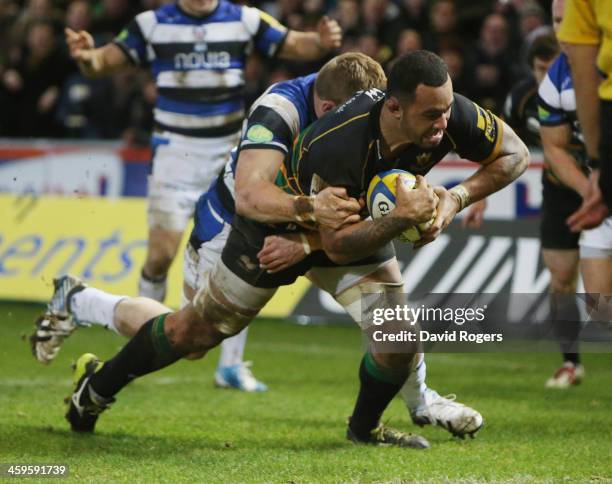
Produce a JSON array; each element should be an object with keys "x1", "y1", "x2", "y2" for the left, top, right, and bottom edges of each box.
[{"x1": 0, "y1": 194, "x2": 309, "y2": 317}]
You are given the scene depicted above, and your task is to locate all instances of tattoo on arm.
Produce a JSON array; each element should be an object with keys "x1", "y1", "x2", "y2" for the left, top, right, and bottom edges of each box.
[{"x1": 331, "y1": 216, "x2": 409, "y2": 262}]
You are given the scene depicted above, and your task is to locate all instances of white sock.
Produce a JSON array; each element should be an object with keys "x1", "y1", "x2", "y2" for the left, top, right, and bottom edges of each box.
[
  {"x1": 218, "y1": 328, "x2": 248, "y2": 368},
  {"x1": 399, "y1": 354, "x2": 428, "y2": 411},
  {"x1": 138, "y1": 271, "x2": 167, "y2": 302},
  {"x1": 70, "y1": 287, "x2": 126, "y2": 334}
]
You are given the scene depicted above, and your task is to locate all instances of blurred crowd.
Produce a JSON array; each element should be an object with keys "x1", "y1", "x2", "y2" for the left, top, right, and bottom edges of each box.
[{"x1": 0, "y1": 0, "x2": 552, "y2": 145}]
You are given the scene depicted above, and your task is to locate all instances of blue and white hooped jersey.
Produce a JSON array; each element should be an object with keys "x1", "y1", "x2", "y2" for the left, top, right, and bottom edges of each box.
[
  {"x1": 216, "y1": 73, "x2": 318, "y2": 206},
  {"x1": 190, "y1": 74, "x2": 318, "y2": 245},
  {"x1": 537, "y1": 52, "x2": 584, "y2": 147},
  {"x1": 114, "y1": 1, "x2": 287, "y2": 138}
]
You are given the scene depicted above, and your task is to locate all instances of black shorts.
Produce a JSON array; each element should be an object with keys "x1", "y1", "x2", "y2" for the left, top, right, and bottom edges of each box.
[
  {"x1": 221, "y1": 214, "x2": 396, "y2": 289},
  {"x1": 600, "y1": 100, "x2": 612, "y2": 210},
  {"x1": 540, "y1": 172, "x2": 582, "y2": 250}
]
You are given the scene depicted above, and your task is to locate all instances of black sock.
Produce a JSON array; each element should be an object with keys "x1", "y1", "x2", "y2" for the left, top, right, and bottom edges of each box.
[
  {"x1": 550, "y1": 294, "x2": 581, "y2": 365},
  {"x1": 141, "y1": 269, "x2": 166, "y2": 283},
  {"x1": 89, "y1": 314, "x2": 182, "y2": 398},
  {"x1": 349, "y1": 353, "x2": 408, "y2": 440}
]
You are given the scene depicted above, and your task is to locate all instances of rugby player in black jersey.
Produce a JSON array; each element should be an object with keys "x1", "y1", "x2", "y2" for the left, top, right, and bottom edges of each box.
[{"x1": 65, "y1": 51, "x2": 529, "y2": 447}]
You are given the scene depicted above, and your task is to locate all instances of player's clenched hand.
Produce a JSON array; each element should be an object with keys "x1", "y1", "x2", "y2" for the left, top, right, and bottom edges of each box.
[
  {"x1": 317, "y1": 16, "x2": 342, "y2": 50},
  {"x1": 393, "y1": 175, "x2": 437, "y2": 225},
  {"x1": 314, "y1": 187, "x2": 361, "y2": 229},
  {"x1": 462, "y1": 199, "x2": 487, "y2": 229},
  {"x1": 65, "y1": 28, "x2": 95, "y2": 63},
  {"x1": 414, "y1": 186, "x2": 459, "y2": 248},
  {"x1": 258, "y1": 234, "x2": 307, "y2": 273},
  {"x1": 567, "y1": 170, "x2": 609, "y2": 232}
]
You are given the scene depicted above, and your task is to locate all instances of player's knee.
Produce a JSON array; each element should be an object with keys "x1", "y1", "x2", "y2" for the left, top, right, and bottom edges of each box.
[
  {"x1": 164, "y1": 308, "x2": 224, "y2": 354},
  {"x1": 549, "y1": 271, "x2": 577, "y2": 294},
  {"x1": 193, "y1": 279, "x2": 258, "y2": 337},
  {"x1": 374, "y1": 352, "x2": 416, "y2": 374}
]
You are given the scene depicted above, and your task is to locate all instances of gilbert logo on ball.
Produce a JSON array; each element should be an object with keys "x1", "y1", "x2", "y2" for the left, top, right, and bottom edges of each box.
[{"x1": 366, "y1": 169, "x2": 434, "y2": 243}]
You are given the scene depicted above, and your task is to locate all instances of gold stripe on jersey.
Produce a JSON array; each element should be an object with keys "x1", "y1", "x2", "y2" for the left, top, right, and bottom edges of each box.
[
  {"x1": 305, "y1": 113, "x2": 370, "y2": 151},
  {"x1": 360, "y1": 140, "x2": 377, "y2": 190},
  {"x1": 481, "y1": 114, "x2": 505, "y2": 165}
]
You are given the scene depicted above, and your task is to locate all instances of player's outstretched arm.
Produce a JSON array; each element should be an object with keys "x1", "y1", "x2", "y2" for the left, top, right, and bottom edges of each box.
[
  {"x1": 235, "y1": 149, "x2": 360, "y2": 227},
  {"x1": 320, "y1": 176, "x2": 437, "y2": 265},
  {"x1": 540, "y1": 124, "x2": 590, "y2": 197},
  {"x1": 65, "y1": 28, "x2": 130, "y2": 78},
  {"x1": 278, "y1": 16, "x2": 342, "y2": 61}
]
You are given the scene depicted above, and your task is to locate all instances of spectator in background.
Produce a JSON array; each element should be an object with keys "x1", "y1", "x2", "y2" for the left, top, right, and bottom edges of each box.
[
  {"x1": 395, "y1": 28, "x2": 422, "y2": 57},
  {"x1": 519, "y1": 1, "x2": 546, "y2": 39},
  {"x1": 2, "y1": 19, "x2": 72, "y2": 137},
  {"x1": 471, "y1": 13, "x2": 517, "y2": 113},
  {"x1": 91, "y1": 0, "x2": 137, "y2": 39},
  {"x1": 439, "y1": 42, "x2": 471, "y2": 98},
  {"x1": 333, "y1": 0, "x2": 360, "y2": 38},
  {"x1": 422, "y1": 0, "x2": 460, "y2": 53},
  {"x1": 65, "y1": 0, "x2": 92, "y2": 34},
  {"x1": 398, "y1": 0, "x2": 429, "y2": 32},
  {"x1": 361, "y1": 0, "x2": 403, "y2": 55}
]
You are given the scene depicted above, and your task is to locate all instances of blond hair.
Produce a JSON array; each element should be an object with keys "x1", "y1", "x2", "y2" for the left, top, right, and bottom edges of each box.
[{"x1": 315, "y1": 52, "x2": 387, "y2": 104}]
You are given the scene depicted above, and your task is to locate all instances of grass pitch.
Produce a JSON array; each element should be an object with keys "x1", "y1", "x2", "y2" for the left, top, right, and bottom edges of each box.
[{"x1": 1, "y1": 302, "x2": 611, "y2": 482}]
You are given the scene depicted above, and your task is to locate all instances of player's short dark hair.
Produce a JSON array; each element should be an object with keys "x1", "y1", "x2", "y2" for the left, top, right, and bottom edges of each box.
[
  {"x1": 387, "y1": 50, "x2": 449, "y2": 104},
  {"x1": 527, "y1": 32, "x2": 559, "y2": 68}
]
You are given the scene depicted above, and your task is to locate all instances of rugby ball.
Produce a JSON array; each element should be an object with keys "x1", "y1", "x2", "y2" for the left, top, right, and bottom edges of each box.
[{"x1": 366, "y1": 169, "x2": 434, "y2": 243}]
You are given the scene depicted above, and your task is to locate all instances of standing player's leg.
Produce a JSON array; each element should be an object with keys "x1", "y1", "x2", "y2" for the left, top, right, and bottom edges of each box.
[
  {"x1": 140, "y1": 132, "x2": 239, "y2": 302},
  {"x1": 540, "y1": 179, "x2": 584, "y2": 388},
  {"x1": 308, "y1": 259, "x2": 483, "y2": 439},
  {"x1": 542, "y1": 249, "x2": 583, "y2": 388}
]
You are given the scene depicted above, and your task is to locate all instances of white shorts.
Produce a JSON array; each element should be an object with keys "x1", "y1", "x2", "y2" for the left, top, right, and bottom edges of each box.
[
  {"x1": 579, "y1": 216, "x2": 612, "y2": 258},
  {"x1": 182, "y1": 218, "x2": 231, "y2": 295},
  {"x1": 147, "y1": 130, "x2": 240, "y2": 231}
]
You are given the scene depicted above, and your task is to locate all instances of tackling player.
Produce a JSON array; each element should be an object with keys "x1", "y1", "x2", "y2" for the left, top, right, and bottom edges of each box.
[
  {"x1": 60, "y1": 51, "x2": 529, "y2": 446},
  {"x1": 65, "y1": 0, "x2": 342, "y2": 389},
  {"x1": 35, "y1": 53, "x2": 484, "y2": 434}
]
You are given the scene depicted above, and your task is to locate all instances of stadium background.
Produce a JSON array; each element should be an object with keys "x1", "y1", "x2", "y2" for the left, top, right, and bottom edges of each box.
[
  {"x1": 1, "y1": 0, "x2": 554, "y2": 315},
  {"x1": 1, "y1": 1, "x2": 611, "y2": 482}
]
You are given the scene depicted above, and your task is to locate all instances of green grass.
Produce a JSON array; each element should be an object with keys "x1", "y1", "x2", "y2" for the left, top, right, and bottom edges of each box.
[{"x1": 1, "y1": 302, "x2": 611, "y2": 482}]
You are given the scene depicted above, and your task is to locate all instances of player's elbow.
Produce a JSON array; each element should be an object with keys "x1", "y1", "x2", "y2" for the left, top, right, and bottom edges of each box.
[
  {"x1": 321, "y1": 236, "x2": 353, "y2": 265},
  {"x1": 235, "y1": 190, "x2": 257, "y2": 219},
  {"x1": 325, "y1": 250, "x2": 352, "y2": 265},
  {"x1": 515, "y1": 142, "x2": 530, "y2": 176}
]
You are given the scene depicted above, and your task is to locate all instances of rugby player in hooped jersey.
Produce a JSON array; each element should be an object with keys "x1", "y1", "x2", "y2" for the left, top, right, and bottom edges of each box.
[
  {"x1": 62, "y1": 51, "x2": 529, "y2": 446},
  {"x1": 63, "y1": 0, "x2": 342, "y2": 389}
]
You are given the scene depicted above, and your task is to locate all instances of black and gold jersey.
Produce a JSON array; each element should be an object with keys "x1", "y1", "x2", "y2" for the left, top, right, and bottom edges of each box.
[{"x1": 276, "y1": 88, "x2": 504, "y2": 205}]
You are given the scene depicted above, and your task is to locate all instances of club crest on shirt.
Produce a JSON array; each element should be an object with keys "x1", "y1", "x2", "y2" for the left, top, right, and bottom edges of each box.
[{"x1": 246, "y1": 124, "x2": 274, "y2": 143}]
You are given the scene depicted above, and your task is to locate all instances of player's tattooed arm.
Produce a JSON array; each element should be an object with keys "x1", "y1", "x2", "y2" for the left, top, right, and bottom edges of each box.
[
  {"x1": 320, "y1": 176, "x2": 437, "y2": 264},
  {"x1": 452, "y1": 119, "x2": 529, "y2": 208}
]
